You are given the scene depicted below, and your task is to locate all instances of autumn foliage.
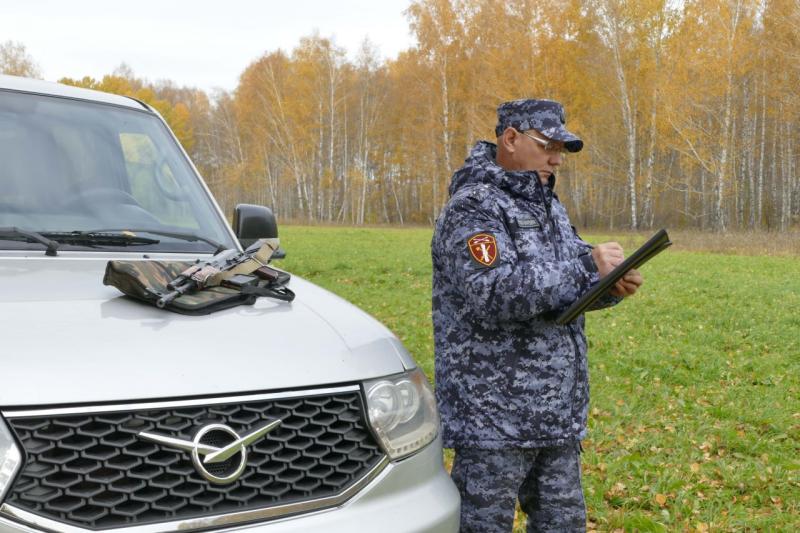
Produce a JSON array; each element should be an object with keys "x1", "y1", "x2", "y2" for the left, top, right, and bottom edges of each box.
[{"x1": 3, "y1": 0, "x2": 798, "y2": 231}]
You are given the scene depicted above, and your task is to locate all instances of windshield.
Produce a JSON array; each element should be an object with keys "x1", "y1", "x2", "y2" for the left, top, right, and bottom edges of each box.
[{"x1": 0, "y1": 89, "x2": 236, "y2": 253}]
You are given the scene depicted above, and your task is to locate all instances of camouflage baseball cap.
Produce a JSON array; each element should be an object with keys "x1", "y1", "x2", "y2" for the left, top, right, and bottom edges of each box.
[{"x1": 495, "y1": 98, "x2": 584, "y2": 152}]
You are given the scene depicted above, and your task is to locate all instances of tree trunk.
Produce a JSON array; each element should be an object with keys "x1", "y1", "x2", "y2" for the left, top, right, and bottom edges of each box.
[
  {"x1": 598, "y1": 0, "x2": 638, "y2": 229},
  {"x1": 769, "y1": 113, "x2": 779, "y2": 228},
  {"x1": 700, "y1": 167, "x2": 707, "y2": 231},
  {"x1": 642, "y1": 87, "x2": 657, "y2": 229},
  {"x1": 714, "y1": 67, "x2": 733, "y2": 232},
  {"x1": 781, "y1": 121, "x2": 792, "y2": 231},
  {"x1": 437, "y1": 55, "x2": 452, "y2": 221},
  {"x1": 746, "y1": 85, "x2": 757, "y2": 229},
  {"x1": 757, "y1": 66, "x2": 767, "y2": 228},
  {"x1": 731, "y1": 110, "x2": 743, "y2": 228}
]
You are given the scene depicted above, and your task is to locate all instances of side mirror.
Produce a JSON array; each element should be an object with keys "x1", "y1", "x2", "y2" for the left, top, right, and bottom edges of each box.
[{"x1": 232, "y1": 204, "x2": 285, "y2": 258}]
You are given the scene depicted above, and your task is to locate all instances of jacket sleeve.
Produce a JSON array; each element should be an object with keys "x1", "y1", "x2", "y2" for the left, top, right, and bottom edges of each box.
[
  {"x1": 570, "y1": 226, "x2": 623, "y2": 311},
  {"x1": 440, "y1": 195, "x2": 600, "y2": 322}
]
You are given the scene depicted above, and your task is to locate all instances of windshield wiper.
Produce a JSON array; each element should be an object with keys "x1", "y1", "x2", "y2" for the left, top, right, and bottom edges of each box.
[
  {"x1": 0, "y1": 227, "x2": 225, "y2": 254},
  {"x1": 89, "y1": 228, "x2": 226, "y2": 253},
  {"x1": 43, "y1": 231, "x2": 160, "y2": 248},
  {"x1": 0, "y1": 227, "x2": 60, "y2": 256}
]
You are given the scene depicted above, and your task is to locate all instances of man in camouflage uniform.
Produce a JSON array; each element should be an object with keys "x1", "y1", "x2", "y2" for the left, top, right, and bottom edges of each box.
[{"x1": 432, "y1": 99, "x2": 643, "y2": 532}]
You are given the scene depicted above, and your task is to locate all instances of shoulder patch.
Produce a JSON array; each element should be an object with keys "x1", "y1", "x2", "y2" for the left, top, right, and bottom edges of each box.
[{"x1": 467, "y1": 233, "x2": 499, "y2": 267}]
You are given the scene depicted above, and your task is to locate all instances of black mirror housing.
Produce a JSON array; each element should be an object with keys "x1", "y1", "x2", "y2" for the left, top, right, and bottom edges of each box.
[{"x1": 233, "y1": 204, "x2": 278, "y2": 249}]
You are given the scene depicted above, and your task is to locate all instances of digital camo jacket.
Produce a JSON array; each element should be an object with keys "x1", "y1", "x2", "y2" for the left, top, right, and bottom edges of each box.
[{"x1": 432, "y1": 141, "x2": 619, "y2": 449}]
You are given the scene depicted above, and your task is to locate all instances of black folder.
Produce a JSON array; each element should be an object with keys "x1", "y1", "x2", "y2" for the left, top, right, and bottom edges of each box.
[{"x1": 556, "y1": 229, "x2": 672, "y2": 325}]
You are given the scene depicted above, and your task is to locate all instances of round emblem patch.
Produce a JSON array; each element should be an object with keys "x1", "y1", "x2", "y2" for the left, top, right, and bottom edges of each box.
[{"x1": 467, "y1": 233, "x2": 498, "y2": 267}]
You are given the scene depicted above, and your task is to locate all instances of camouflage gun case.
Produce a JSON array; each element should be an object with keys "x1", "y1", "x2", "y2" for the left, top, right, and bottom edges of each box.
[{"x1": 103, "y1": 260, "x2": 294, "y2": 315}]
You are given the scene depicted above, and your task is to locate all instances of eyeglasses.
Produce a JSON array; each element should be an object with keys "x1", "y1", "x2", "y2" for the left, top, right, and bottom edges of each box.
[{"x1": 518, "y1": 130, "x2": 568, "y2": 155}]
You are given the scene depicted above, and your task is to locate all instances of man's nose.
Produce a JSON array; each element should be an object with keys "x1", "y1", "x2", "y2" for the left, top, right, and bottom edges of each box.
[{"x1": 549, "y1": 152, "x2": 564, "y2": 166}]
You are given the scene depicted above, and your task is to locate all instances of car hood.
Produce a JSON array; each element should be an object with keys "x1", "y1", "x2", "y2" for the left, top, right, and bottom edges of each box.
[{"x1": 0, "y1": 254, "x2": 413, "y2": 406}]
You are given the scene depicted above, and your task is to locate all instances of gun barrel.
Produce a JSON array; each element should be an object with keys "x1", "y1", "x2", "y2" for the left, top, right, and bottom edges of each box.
[
  {"x1": 156, "y1": 292, "x2": 174, "y2": 309},
  {"x1": 157, "y1": 281, "x2": 194, "y2": 308},
  {"x1": 156, "y1": 292, "x2": 179, "y2": 308},
  {"x1": 167, "y1": 263, "x2": 203, "y2": 290},
  {"x1": 166, "y1": 276, "x2": 186, "y2": 291}
]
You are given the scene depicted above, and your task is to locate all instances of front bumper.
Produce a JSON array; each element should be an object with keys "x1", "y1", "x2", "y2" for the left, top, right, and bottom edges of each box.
[{"x1": 0, "y1": 437, "x2": 459, "y2": 533}]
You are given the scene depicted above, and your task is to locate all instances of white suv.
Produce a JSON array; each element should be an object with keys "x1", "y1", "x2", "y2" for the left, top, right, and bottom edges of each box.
[{"x1": 0, "y1": 75, "x2": 459, "y2": 533}]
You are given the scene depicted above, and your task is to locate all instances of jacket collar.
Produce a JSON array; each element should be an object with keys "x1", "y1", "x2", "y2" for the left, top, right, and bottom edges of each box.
[{"x1": 452, "y1": 141, "x2": 556, "y2": 203}]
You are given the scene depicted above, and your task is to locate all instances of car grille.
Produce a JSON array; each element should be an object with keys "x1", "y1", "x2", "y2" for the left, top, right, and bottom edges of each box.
[{"x1": 3, "y1": 389, "x2": 385, "y2": 531}]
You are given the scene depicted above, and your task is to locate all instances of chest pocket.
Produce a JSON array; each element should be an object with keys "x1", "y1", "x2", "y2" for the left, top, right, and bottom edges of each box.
[{"x1": 507, "y1": 210, "x2": 555, "y2": 262}]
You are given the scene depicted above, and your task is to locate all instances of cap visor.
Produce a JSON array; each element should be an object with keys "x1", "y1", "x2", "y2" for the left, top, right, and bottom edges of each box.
[{"x1": 542, "y1": 126, "x2": 583, "y2": 153}]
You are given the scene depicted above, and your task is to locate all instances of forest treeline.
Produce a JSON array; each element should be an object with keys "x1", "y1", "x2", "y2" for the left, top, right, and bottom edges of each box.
[{"x1": 2, "y1": 0, "x2": 798, "y2": 230}]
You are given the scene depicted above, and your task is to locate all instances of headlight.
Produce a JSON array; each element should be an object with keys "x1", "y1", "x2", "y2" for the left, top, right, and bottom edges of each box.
[
  {"x1": 0, "y1": 416, "x2": 22, "y2": 502},
  {"x1": 364, "y1": 368, "x2": 439, "y2": 460}
]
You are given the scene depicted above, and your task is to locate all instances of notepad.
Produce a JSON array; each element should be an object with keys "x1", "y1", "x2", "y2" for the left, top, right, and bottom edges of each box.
[{"x1": 556, "y1": 229, "x2": 672, "y2": 325}]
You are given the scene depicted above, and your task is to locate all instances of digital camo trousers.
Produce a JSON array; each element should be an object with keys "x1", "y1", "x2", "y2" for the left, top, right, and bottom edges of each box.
[{"x1": 450, "y1": 445, "x2": 585, "y2": 533}]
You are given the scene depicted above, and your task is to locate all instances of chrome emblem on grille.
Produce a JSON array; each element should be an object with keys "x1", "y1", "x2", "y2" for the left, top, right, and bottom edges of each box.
[{"x1": 138, "y1": 419, "x2": 283, "y2": 484}]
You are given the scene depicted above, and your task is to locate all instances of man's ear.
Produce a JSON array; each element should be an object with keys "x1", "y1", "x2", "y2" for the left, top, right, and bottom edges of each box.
[{"x1": 499, "y1": 127, "x2": 517, "y2": 152}]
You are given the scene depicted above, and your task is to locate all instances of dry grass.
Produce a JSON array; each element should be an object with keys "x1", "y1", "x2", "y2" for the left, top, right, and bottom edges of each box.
[
  {"x1": 270, "y1": 214, "x2": 800, "y2": 256},
  {"x1": 581, "y1": 229, "x2": 800, "y2": 257},
  {"x1": 275, "y1": 221, "x2": 799, "y2": 256},
  {"x1": 668, "y1": 230, "x2": 800, "y2": 256}
]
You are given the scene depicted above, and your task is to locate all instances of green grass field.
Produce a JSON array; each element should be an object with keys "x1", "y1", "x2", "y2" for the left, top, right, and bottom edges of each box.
[{"x1": 277, "y1": 225, "x2": 799, "y2": 532}]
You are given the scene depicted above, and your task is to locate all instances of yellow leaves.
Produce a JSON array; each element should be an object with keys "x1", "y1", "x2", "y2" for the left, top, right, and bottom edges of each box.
[
  {"x1": 58, "y1": 76, "x2": 99, "y2": 89},
  {"x1": 58, "y1": 70, "x2": 196, "y2": 151},
  {"x1": 605, "y1": 481, "x2": 626, "y2": 499},
  {"x1": 654, "y1": 493, "x2": 668, "y2": 506},
  {"x1": 34, "y1": 0, "x2": 800, "y2": 228},
  {"x1": 690, "y1": 462, "x2": 701, "y2": 473},
  {"x1": 160, "y1": 102, "x2": 194, "y2": 151}
]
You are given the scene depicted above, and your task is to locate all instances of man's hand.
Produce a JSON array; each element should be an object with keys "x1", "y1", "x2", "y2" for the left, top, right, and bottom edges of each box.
[
  {"x1": 591, "y1": 242, "x2": 624, "y2": 277},
  {"x1": 591, "y1": 242, "x2": 644, "y2": 298},
  {"x1": 609, "y1": 269, "x2": 643, "y2": 298}
]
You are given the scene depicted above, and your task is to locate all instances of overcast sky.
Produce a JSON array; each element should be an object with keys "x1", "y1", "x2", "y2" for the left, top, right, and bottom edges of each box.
[{"x1": 2, "y1": 0, "x2": 415, "y2": 93}]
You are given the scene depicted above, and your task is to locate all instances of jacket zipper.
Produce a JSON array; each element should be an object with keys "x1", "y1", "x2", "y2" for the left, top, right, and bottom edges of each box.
[
  {"x1": 538, "y1": 177, "x2": 582, "y2": 435},
  {"x1": 537, "y1": 178, "x2": 560, "y2": 261}
]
